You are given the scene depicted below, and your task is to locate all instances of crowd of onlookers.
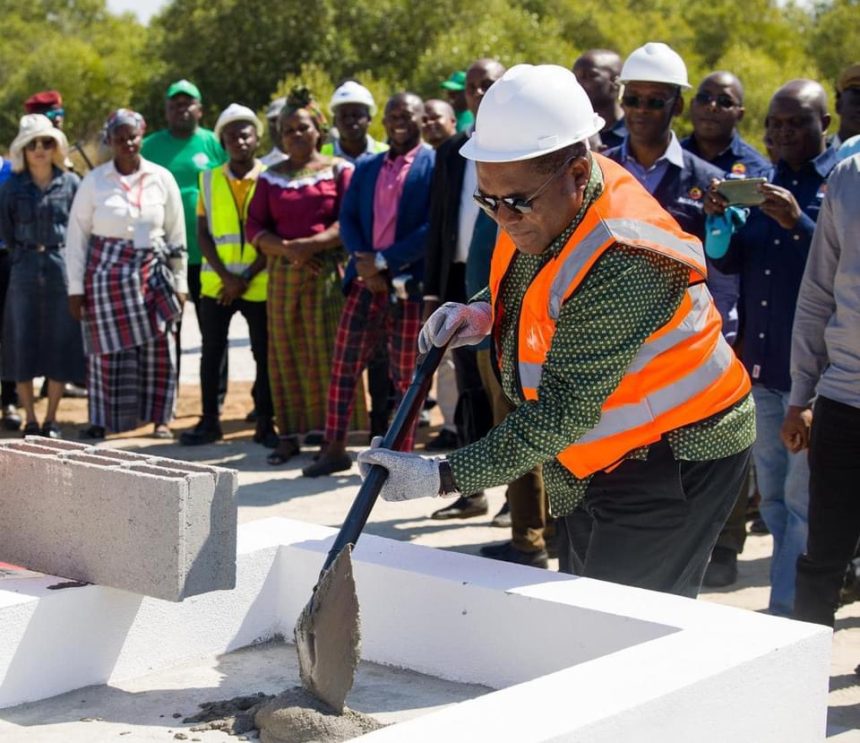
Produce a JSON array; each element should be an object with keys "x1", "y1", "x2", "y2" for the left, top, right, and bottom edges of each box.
[{"x1": 0, "y1": 44, "x2": 858, "y2": 629}]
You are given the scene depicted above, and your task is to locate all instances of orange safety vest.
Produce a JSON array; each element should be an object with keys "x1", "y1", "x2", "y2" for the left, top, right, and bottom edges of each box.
[{"x1": 488, "y1": 153, "x2": 751, "y2": 479}]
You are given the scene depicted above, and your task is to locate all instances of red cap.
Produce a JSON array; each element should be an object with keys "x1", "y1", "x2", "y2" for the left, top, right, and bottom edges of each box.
[{"x1": 24, "y1": 90, "x2": 63, "y2": 113}]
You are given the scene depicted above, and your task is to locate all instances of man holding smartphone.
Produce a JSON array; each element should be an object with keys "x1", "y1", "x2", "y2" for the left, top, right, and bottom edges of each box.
[{"x1": 706, "y1": 79, "x2": 839, "y2": 617}]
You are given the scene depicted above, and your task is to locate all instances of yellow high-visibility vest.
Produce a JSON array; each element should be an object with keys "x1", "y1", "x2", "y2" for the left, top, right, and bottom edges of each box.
[{"x1": 198, "y1": 164, "x2": 267, "y2": 302}]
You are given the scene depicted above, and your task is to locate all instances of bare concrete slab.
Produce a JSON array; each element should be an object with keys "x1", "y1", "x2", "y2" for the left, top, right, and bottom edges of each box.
[{"x1": 0, "y1": 641, "x2": 490, "y2": 742}]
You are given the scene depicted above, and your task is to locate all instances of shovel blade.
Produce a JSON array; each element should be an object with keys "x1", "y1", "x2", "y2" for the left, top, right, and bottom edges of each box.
[{"x1": 294, "y1": 545, "x2": 360, "y2": 713}]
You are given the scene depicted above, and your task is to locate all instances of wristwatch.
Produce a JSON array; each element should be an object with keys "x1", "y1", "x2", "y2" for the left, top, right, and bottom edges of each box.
[
  {"x1": 374, "y1": 252, "x2": 388, "y2": 272},
  {"x1": 438, "y1": 460, "x2": 460, "y2": 496},
  {"x1": 240, "y1": 267, "x2": 254, "y2": 282}
]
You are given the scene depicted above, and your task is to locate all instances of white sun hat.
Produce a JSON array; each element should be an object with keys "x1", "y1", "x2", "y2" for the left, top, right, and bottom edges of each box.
[{"x1": 9, "y1": 114, "x2": 69, "y2": 173}]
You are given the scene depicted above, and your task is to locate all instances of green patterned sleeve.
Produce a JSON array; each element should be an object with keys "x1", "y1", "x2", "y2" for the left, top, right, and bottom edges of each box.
[{"x1": 448, "y1": 246, "x2": 689, "y2": 494}]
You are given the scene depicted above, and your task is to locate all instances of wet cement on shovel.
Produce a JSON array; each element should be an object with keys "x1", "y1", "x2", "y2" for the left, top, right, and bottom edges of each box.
[{"x1": 294, "y1": 545, "x2": 362, "y2": 712}]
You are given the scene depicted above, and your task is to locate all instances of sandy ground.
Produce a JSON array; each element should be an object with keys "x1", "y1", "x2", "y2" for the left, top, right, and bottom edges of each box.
[{"x1": 1, "y1": 305, "x2": 858, "y2": 739}]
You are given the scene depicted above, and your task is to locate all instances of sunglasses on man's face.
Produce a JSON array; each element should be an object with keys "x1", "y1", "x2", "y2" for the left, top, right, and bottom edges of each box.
[
  {"x1": 25, "y1": 137, "x2": 57, "y2": 151},
  {"x1": 45, "y1": 108, "x2": 65, "y2": 121},
  {"x1": 621, "y1": 94, "x2": 677, "y2": 111},
  {"x1": 693, "y1": 92, "x2": 737, "y2": 109},
  {"x1": 473, "y1": 156, "x2": 576, "y2": 216}
]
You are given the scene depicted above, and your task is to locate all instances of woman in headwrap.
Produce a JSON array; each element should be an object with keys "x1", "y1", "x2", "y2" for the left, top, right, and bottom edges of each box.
[
  {"x1": 246, "y1": 88, "x2": 364, "y2": 465},
  {"x1": 66, "y1": 109, "x2": 187, "y2": 439},
  {"x1": 0, "y1": 114, "x2": 84, "y2": 437}
]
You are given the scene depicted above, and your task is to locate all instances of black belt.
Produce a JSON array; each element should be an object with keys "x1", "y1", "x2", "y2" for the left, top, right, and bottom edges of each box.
[{"x1": 19, "y1": 243, "x2": 62, "y2": 252}]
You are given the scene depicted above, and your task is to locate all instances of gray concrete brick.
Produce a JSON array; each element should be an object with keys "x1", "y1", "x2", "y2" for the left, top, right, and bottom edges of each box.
[{"x1": 0, "y1": 444, "x2": 237, "y2": 601}]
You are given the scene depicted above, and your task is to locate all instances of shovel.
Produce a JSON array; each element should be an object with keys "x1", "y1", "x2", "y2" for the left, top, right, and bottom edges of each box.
[{"x1": 294, "y1": 342, "x2": 448, "y2": 712}]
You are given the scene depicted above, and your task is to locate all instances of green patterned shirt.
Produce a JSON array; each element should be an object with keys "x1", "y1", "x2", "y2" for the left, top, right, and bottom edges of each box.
[{"x1": 449, "y1": 158, "x2": 755, "y2": 518}]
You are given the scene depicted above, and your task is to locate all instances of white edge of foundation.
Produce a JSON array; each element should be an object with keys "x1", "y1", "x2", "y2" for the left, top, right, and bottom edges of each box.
[{"x1": 0, "y1": 517, "x2": 832, "y2": 742}]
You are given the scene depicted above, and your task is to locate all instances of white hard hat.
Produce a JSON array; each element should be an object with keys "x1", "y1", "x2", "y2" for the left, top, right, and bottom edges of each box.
[
  {"x1": 214, "y1": 103, "x2": 263, "y2": 140},
  {"x1": 459, "y1": 64, "x2": 604, "y2": 163},
  {"x1": 620, "y1": 42, "x2": 691, "y2": 89},
  {"x1": 329, "y1": 81, "x2": 377, "y2": 116}
]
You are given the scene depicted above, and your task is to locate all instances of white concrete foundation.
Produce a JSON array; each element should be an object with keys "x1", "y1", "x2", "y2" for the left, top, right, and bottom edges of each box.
[{"x1": 0, "y1": 517, "x2": 831, "y2": 741}]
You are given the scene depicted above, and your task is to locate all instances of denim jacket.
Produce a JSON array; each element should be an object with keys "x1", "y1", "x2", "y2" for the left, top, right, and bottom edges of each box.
[{"x1": 0, "y1": 168, "x2": 80, "y2": 249}]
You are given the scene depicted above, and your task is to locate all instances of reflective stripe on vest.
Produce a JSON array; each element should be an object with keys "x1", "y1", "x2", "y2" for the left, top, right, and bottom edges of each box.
[
  {"x1": 489, "y1": 153, "x2": 751, "y2": 478},
  {"x1": 199, "y1": 166, "x2": 267, "y2": 301}
]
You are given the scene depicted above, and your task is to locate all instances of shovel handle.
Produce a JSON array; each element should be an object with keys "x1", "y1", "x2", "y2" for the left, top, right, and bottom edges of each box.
[{"x1": 320, "y1": 342, "x2": 448, "y2": 573}]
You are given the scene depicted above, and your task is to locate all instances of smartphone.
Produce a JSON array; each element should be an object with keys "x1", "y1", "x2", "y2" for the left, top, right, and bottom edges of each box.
[{"x1": 716, "y1": 177, "x2": 767, "y2": 206}]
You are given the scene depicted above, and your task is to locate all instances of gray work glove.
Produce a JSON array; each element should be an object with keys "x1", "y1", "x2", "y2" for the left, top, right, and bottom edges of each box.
[
  {"x1": 418, "y1": 301, "x2": 492, "y2": 354},
  {"x1": 357, "y1": 436, "x2": 444, "y2": 502}
]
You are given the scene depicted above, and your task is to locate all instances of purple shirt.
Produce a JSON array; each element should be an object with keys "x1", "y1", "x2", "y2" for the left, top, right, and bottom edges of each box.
[
  {"x1": 372, "y1": 144, "x2": 421, "y2": 250},
  {"x1": 618, "y1": 132, "x2": 685, "y2": 194}
]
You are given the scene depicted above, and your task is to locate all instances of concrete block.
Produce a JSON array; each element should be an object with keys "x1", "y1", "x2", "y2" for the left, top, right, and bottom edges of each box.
[{"x1": 0, "y1": 442, "x2": 237, "y2": 602}]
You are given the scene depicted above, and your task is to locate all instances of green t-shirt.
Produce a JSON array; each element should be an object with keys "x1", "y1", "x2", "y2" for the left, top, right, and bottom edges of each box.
[
  {"x1": 455, "y1": 109, "x2": 475, "y2": 133},
  {"x1": 141, "y1": 127, "x2": 227, "y2": 264}
]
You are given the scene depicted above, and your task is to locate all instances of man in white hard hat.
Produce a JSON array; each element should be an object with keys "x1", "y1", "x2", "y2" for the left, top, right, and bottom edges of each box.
[
  {"x1": 605, "y1": 43, "x2": 738, "y2": 342},
  {"x1": 180, "y1": 104, "x2": 273, "y2": 447},
  {"x1": 357, "y1": 65, "x2": 755, "y2": 597},
  {"x1": 322, "y1": 80, "x2": 388, "y2": 163}
]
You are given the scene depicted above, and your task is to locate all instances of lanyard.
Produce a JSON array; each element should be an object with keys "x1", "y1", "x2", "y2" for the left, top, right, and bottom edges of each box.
[{"x1": 118, "y1": 173, "x2": 147, "y2": 214}]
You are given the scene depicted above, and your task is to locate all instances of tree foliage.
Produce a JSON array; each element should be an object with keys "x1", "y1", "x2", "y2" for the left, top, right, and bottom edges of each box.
[{"x1": 0, "y1": 0, "x2": 856, "y2": 155}]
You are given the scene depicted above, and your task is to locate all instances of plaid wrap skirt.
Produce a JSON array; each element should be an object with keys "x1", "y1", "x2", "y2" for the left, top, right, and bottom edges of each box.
[{"x1": 82, "y1": 235, "x2": 182, "y2": 356}]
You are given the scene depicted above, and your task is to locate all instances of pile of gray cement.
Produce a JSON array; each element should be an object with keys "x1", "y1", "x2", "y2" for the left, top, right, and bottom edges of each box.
[
  {"x1": 184, "y1": 686, "x2": 385, "y2": 742},
  {"x1": 255, "y1": 687, "x2": 386, "y2": 742}
]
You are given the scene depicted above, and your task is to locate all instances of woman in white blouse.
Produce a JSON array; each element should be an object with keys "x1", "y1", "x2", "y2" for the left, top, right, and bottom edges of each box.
[{"x1": 66, "y1": 109, "x2": 187, "y2": 439}]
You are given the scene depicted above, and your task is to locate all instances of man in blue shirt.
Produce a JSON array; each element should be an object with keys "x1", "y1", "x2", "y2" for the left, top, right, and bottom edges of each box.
[
  {"x1": 708, "y1": 79, "x2": 838, "y2": 617},
  {"x1": 682, "y1": 72, "x2": 771, "y2": 179},
  {"x1": 681, "y1": 70, "x2": 771, "y2": 587},
  {"x1": 604, "y1": 43, "x2": 738, "y2": 341}
]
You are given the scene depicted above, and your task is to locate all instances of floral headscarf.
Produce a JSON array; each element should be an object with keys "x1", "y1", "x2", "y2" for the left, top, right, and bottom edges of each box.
[{"x1": 103, "y1": 108, "x2": 147, "y2": 144}]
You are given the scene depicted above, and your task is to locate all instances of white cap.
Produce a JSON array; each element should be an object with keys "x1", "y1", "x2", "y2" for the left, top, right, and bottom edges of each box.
[
  {"x1": 620, "y1": 42, "x2": 691, "y2": 89},
  {"x1": 9, "y1": 114, "x2": 68, "y2": 173},
  {"x1": 459, "y1": 64, "x2": 604, "y2": 163},
  {"x1": 214, "y1": 103, "x2": 263, "y2": 140},
  {"x1": 329, "y1": 81, "x2": 377, "y2": 116}
]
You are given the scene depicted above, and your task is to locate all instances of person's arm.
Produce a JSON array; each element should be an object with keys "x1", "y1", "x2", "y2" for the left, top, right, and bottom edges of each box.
[
  {"x1": 422, "y1": 149, "x2": 449, "y2": 317},
  {"x1": 162, "y1": 170, "x2": 188, "y2": 296},
  {"x1": 788, "y1": 186, "x2": 839, "y2": 410},
  {"x1": 0, "y1": 180, "x2": 14, "y2": 249},
  {"x1": 64, "y1": 172, "x2": 96, "y2": 306},
  {"x1": 338, "y1": 163, "x2": 373, "y2": 256},
  {"x1": 448, "y1": 246, "x2": 688, "y2": 494}
]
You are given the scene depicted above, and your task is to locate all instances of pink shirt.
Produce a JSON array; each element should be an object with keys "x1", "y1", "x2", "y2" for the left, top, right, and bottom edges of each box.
[{"x1": 371, "y1": 144, "x2": 421, "y2": 250}]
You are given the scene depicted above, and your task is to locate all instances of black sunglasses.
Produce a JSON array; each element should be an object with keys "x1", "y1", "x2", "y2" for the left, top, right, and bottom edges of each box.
[
  {"x1": 621, "y1": 94, "x2": 677, "y2": 111},
  {"x1": 25, "y1": 137, "x2": 57, "y2": 151},
  {"x1": 693, "y1": 92, "x2": 737, "y2": 109},
  {"x1": 473, "y1": 156, "x2": 576, "y2": 216}
]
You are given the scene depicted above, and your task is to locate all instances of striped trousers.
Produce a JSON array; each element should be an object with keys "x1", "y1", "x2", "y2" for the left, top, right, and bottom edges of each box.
[{"x1": 325, "y1": 282, "x2": 422, "y2": 449}]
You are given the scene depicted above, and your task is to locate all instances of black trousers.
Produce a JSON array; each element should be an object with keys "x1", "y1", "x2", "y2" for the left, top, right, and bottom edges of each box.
[
  {"x1": 0, "y1": 251, "x2": 17, "y2": 406},
  {"x1": 198, "y1": 296, "x2": 272, "y2": 421},
  {"x1": 795, "y1": 396, "x2": 860, "y2": 627},
  {"x1": 558, "y1": 439, "x2": 751, "y2": 597}
]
